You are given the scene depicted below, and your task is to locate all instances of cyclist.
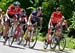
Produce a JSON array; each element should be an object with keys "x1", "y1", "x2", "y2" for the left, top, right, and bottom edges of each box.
[
  {"x1": 27, "y1": 7, "x2": 43, "y2": 38},
  {"x1": 19, "y1": 9, "x2": 27, "y2": 24},
  {"x1": 28, "y1": 7, "x2": 43, "y2": 30},
  {"x1": 19, "y1": 9, "x2": 27, "y2": 33},
  {"x1": 45, "y1": 7, "x2": 69, "y2": 44},
  {"x1": 3, "y1": 19, "x2": 10, "y2": 45},
  {"x1": 6, "y1": 1, "x2": 21, "y2": 19}
]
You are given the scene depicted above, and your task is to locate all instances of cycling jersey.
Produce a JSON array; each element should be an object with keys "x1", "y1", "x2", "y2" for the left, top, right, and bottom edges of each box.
[
  {"x1": 19, "y1": 9, "x2": 27, "y2": 24},
  {"x1": 51, "y1": 11, "x2": 62, "y2": 24},
  {"x1": 7, "y1": 5, "x2": 21, "y2": 18},
  {"x1": 48, "y1": 11, "x2": 63, "y2": 33},
  {"x1": 31, "y1": 11, "x2": 43, "y2": 24}
]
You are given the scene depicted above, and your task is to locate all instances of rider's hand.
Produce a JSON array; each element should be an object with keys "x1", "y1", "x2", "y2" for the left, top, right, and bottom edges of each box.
[{"x1": 67, "y1": 28, "x2": 70, "y2": 32}]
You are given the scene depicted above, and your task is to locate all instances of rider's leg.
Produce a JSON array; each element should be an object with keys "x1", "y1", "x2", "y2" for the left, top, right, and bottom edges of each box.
[
  {"x1": 23, "y1": 23, "x2": 33, "y2": 42},
  {"x1": 23, "y1": 29, "x2": 28, "y2": 40},
  {"x1": 45, "y1": 28, "x2": 52, "y2": 44},
  {"x1": 55, "y1": 28, "x2": 62, "y2": 38},
  {"x1": 30, "y1": 23, "x2": 37, "y2": 41}
]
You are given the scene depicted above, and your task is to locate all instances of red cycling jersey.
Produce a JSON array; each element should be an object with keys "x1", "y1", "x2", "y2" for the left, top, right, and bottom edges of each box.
[
  {"x1": 7, "y1": 5, "x2": 21, "y2": 16},
  {"x1": 51, "y1": 11, "x2": 63, "y2": 24}
]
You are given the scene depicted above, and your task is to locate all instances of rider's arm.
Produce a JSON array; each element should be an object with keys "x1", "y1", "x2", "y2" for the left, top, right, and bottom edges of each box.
[
  {"x1": 48, "y1": 16, "x2": 53, "y2": 29},
  {"x1": 6, "y1": 5, "x2": 12, "y2": 14},
  {"x1": 24, "y1": 16, "x2": 28, "y2": 23},
  {"x1": 28, "y1": 14, "x2": 32, "y2": 22},
  {"x1": 63, "y1": 19, "x2": 70, "y2": 31},
  {"x1": 49, "y1": 13, "x2": 54, "y2": 27}
]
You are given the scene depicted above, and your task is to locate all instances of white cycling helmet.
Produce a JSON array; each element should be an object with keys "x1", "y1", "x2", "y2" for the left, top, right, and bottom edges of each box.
[
  {"x1": 13, "y1": 1, "x2": 20, "y2": 7},
  {"x1": 36, "y1": 7, "x2": 42, "y2": 11}
]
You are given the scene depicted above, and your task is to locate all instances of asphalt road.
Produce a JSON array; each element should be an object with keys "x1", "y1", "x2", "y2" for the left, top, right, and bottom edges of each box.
[{"x1": 0, "y1": 37, "x2": 75, "y2": 53}]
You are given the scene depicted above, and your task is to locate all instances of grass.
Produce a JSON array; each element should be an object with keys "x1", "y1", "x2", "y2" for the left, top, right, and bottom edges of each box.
[
  {"x1": 37, "y1": 33, "x2": 45, "y2": 41},
  {"x1": 66, "y1": 37, "x2": 75, "y2": 49}
]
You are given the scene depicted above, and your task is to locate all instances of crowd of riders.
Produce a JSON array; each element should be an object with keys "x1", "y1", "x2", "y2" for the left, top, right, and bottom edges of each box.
[{"x1": 0, "y1": 1, "x2": 69, "y2": 47}]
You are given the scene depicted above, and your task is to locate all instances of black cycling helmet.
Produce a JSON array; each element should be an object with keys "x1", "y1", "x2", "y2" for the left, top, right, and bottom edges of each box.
[
  {"x1": 13, "y1": 1, "x2": 20, "y2": 6},
  {"x1": 21, "y1": 9, "x2": 26, "y2": 17},
  {"x1": 36, "y1": 7, "x2": 42, "y2": 11}
]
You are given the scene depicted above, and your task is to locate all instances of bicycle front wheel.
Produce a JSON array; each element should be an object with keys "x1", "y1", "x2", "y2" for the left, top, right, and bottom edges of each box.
[
  {"x1": 59, "y1": 37, "x2": 66, "y2": 51},
  {"x1": 8, "y1": 36, "x2": 13, "y2": 46},
  {"x1": 50, "y1": 35, "x2": 57, "y2": 49},
  {"x1": 43, "y1": 40, "x2": 48, "y2": 49},
  {"x1": 29, "y1": 30, "x2": 38, "y2": 48},
  {"x1": 9, "y1": 37, "x2": 14, "y2": 46}
]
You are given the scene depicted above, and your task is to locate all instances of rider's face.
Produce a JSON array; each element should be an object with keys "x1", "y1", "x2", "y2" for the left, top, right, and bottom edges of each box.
[
  {"x1": 56, "y1": 10, "x2": 61, "y2": 14},
  {"x1": 15, "y1": 5, "x2": 19, "y2": 8},
  {"x1": 37, "y1": 10, "x2": 42, "y2": 16}
]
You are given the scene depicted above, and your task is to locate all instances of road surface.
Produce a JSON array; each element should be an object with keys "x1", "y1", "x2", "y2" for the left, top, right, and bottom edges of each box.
[{"x1": 0, "y1": 38, "x2": 75, "y2": 53}]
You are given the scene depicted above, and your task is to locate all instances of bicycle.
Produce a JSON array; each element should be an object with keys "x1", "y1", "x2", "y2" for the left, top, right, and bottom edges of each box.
[
  {"x1": 7, "y1": 23, "x2": 17, "y2": 46},
  {"x1": 28, "y1": 26, "x2": 40, "y2": 48},
  {"x1": 19, "y1": 23, "x2": 40, "y2": 48},
  {"x1": 43, "y1": 26, "x2": 67, "y2": 51},
  {"x1": 50, "y1": 26, "x2": 68, "y2": 51},
  {"x1": 8, "y1": 23, "x2": 22, "y2": 46}
]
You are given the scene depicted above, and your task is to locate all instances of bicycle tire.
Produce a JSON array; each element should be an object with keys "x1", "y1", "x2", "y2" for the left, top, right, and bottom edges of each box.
[
  {"x1": 3, "y1": 36, "x2": 8, "y2": 45},
  {"x1": 23, "y1": 39, "x2": 27, "y2": 47},
  {"x1": 8, "y1": 36, "x2": 13, "y2": 46},
  {"x1": 43, "y1": 40, "x2": 48, "y2": 49},
  {"x1": 10, "y1": 37, "x2": 14, "y2": 46},
  {"x1": 18, "y1": 38, "x2": 23, "y2": 45},
  {"x1": 29, "y1": 28, "x2": 38, "y2": 48},
  {"x1": 50, "y1": 35, "x2": 57, "y2": 49},
  {"x1": 59, "y1": 37, "x2": 66, "y2": 51}
]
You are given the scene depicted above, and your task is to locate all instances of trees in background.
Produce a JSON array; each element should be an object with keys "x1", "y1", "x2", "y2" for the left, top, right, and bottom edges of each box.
[{"x1": 0, "y1": 0, "x2": 75, "y2": 34}]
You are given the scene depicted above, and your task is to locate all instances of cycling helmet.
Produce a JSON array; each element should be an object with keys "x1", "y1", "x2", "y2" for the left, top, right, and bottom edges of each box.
[
  {"x1": 56, "y1": 7, "x2": 61, "y2": 11},
  {"x1": 32, "y1": 11, "x2": 37, "y2": 15},
  {"x1": 13, "y1": 1, "x2": 20, "y2": 6},
  {"x1": 36, "y1": 7, "x2": 42, "y2": 11},
  {"x1": 21, "y1": 9, "x2": 26, "y2": 17}
]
